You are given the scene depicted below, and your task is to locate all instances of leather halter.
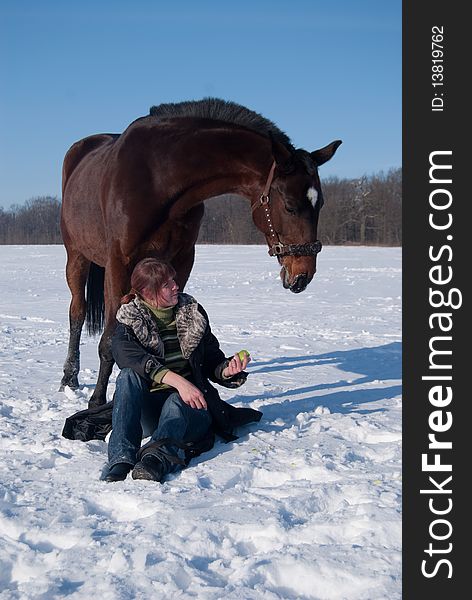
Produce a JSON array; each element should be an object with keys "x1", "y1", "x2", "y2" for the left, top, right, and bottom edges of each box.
[{"x1": 252, "y1": 161, "x2": 323, "y2": 258}]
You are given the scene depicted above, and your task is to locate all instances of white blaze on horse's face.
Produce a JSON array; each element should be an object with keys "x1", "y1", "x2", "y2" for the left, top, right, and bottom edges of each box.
[{"x1": 307, "y1": 187, "x2": 318, "y2": 208}]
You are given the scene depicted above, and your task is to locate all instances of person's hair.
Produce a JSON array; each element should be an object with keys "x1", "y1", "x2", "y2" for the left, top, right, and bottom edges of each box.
[{"x1": 121, "y1": 258, "x2": 177, "y2": 305}]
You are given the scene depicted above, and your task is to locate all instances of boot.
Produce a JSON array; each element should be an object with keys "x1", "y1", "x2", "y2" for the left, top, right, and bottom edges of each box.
[
  {"x1": 104, "y1": 462, "x2": 132, "y2": 482},
  {"x1": 132, "y1": 454, "x2": 166, "y2": 482}
]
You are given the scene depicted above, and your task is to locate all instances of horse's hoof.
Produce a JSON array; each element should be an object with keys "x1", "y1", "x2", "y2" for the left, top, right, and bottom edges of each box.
[{"x1": 59, "y1": 377, "x2": 80, "y2": 391}]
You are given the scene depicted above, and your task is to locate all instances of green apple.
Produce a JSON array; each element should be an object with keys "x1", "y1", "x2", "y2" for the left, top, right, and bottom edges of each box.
[{"x1": 237, "y1": 350, "x2": 250, "y2": 361}]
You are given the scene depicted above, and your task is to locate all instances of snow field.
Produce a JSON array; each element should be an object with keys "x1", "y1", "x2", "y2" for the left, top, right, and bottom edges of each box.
[{"x1": 0, "y1": 245, "x2": 401, "y2": 599}]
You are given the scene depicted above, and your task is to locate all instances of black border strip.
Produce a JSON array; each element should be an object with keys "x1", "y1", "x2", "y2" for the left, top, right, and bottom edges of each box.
[{"x1": 403, "y1": 2, "x2": 467, "y2": 597}]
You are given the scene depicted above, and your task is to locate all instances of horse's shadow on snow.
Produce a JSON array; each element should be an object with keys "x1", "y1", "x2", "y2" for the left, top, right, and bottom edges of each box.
[{"x1": 229, "y1": 341, "x2": 402, "y2": 440}]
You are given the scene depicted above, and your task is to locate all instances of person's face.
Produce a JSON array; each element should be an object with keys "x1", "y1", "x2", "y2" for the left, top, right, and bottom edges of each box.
[{"x1": 152, "y1": 275, "x2": 179, "y2": 308}]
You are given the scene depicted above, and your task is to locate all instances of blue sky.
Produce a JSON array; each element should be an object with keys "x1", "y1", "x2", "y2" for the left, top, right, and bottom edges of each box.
[{"x1": 0, "y1": 0, "x2": 401, "y2": 209}]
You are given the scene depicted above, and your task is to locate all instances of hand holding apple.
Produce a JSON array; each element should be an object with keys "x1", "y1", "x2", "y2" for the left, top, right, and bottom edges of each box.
[{"x1": 222, "y1": 349, "x2": 251, "y2": 378}]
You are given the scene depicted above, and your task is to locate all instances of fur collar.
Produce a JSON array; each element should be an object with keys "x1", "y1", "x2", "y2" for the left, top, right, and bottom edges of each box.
[{"x1": 116, "y1": 293, "x2": 207, "y2": 359}]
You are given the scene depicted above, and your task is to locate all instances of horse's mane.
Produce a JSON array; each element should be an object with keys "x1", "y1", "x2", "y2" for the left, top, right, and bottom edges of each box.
[{"x1": 149, "y1": 98, "x2": 294, "y2": 150}]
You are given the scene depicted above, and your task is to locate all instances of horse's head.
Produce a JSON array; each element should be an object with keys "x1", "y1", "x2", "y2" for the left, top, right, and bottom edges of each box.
[{"x1": 252, "y1": 138, "x2": 342, "y2": 293}]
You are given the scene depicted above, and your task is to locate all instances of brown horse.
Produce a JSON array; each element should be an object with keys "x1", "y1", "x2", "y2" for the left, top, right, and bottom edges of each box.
[{"x1": 60, "y1": 98, "x2": 341, "y2": 407}]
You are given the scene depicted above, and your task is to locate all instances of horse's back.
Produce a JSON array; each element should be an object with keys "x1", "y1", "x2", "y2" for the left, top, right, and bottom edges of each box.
[{"x1": 62, "y1": 133, "x2": 119, "y2": 196}]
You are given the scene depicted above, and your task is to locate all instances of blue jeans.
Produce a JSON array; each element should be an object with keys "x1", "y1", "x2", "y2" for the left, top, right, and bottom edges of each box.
[{"x1": 105, "y1": 368, "x2": 212, "y2": 477}]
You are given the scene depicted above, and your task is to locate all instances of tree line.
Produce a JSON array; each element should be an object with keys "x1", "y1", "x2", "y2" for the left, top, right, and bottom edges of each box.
[
  {"x1": 0, "y1": 168, "x2": 401, "y2": 246},
  {"x1": 0, "y1": 196, "x2": 62, "y2": 244}
]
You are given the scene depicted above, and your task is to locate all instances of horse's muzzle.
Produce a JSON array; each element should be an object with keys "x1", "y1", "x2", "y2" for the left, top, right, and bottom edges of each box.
[{"x1": 283, "y1": 271, "x2": 309, "y2": 293}]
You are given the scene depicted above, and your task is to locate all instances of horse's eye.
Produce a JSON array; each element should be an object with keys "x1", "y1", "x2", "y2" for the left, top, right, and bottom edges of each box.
[{"x1": 285, "y1": 205, "x2": 297, "y2": 215}]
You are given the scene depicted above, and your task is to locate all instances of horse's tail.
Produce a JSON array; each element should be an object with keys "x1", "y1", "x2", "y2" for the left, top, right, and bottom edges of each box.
[{"x1": 86, "y1": 262, "x2": 105, "y2": 336}]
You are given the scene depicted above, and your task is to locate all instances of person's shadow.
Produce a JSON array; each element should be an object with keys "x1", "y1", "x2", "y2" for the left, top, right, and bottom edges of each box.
[
  {"x1": 177, "y1": 342, "x2": 402, "y2": 472},
  {"x1": 230, "y1": 341, "x2": 402, "y2": 435}
]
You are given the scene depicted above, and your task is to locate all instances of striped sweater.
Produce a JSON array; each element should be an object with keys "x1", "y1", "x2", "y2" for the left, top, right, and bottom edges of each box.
[{"x1": 142, "y1": 302, "x2": 193, "y2": 391}]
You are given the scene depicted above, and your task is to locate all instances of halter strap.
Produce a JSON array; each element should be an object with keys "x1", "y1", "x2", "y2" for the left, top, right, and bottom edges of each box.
[
  {"x1": 261, "y1": 160, "x2": 277, "y2": 201},
  {"x1": 268, "y1": 240, "x2": 322, "y2": 257}
]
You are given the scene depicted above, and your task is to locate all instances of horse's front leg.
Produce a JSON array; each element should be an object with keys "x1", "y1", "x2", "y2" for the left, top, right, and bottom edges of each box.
[
  {"x1": 88, "y1": 257, "x2": 129, "y2": 408},
  {"x1": 60, "y1": 252, "x2": 90, "y2": 391},
  {"x1": 172, "y1": 239, "x2": 197, "y2": 291}
]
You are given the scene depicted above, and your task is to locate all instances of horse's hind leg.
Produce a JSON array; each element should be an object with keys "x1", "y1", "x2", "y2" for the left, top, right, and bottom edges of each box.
[
  {"x1": 88, "y1": 258, "x2": 129, "y2": 408},
  {"x1": 60, "y1": 252, "x2": 90, "y2": 391},
  {"x1": 88, "y1": 323, "x2": 114, "y2": 408}
]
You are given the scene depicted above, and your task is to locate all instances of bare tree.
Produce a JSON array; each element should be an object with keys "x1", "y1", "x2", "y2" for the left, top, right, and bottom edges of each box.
[
  {"x1": 0, "y1": 197, "x2": 62, "y2": 244},
  {"x1": 319, "y1": 168, "x2": 401, "y2": 245}
]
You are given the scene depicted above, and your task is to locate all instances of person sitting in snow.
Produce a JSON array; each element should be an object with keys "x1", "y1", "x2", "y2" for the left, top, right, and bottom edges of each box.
[{"x1": 102, "y1": 257, "x2": 262, "y2": 483}]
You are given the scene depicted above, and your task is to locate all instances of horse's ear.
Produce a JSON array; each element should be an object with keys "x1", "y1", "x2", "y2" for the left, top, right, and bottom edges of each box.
[
  {"x1": 269, "y1": 132, "x2": 294, "y2": 172},
  {"x1": 310, "y1": 140, "x2": 342, "y2": 166}
]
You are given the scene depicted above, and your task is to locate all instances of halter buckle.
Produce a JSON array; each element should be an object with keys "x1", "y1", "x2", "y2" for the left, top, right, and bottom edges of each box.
[
  {"x1": 271, "y1": 243, "x2": 285, "y2": 256},
  {"x1": 259, "y1": 193, "x2": 270, "y2": 205}
]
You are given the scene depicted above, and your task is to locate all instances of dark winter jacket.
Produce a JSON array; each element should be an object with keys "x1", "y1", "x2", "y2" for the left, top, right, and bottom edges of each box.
[
  {"x1": 112, "y1": 293, "x2": 262, "y2": 438},
  {"x1": 62, "y1": 294, "x2": 262, "y2": 443}
]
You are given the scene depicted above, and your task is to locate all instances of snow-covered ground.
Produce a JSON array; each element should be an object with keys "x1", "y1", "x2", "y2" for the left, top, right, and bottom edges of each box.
[{"x1": 0, "y1": 245, "x2": 401, "y2": 600}]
